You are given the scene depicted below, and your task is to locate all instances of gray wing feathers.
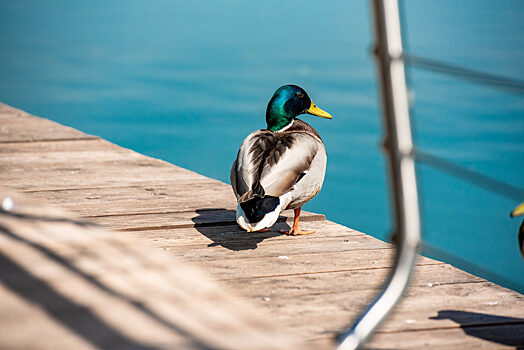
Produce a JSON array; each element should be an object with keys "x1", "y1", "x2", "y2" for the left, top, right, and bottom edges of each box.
[{"x1": 231, "y1": 130, "x2": 319, "y2": 202}]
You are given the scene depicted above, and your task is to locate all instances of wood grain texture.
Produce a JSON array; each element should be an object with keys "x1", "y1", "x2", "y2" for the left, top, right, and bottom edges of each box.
[
  {"x1": 0, "y1": 103, "x2": 97, "y2": 143},
  {"x1": 1, "y1": 102, "x2": 523, "y2": 349},
  {"x1": 0, "y1": 190, "x2": 309, "y2": 350}
]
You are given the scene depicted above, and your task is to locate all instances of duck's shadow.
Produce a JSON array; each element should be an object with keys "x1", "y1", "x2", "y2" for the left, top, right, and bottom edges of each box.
[{"x1": 191, "y1": 208, "x2": 290, "y2": 251}]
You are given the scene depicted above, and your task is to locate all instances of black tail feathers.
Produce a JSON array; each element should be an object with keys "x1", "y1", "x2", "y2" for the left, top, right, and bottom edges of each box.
[{"x1": 240, "y1": 196, "x2": 280, "y2": 224}]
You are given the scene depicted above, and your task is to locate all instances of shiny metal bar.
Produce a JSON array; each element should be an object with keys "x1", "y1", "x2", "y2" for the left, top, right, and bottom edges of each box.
[{"x1": 337, "y1": 1, "x2": 421, "y2": 349}]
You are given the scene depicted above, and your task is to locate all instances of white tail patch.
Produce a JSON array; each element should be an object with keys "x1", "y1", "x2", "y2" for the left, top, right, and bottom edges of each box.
[{"x1": 236, "y1": 202, "x2": 282, "y2": 232}]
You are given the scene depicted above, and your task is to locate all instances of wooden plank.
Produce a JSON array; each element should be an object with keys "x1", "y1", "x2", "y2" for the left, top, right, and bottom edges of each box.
[
  {"x1": 174, "y1": 249, "x2": 439, "y2": 280},
  {"x1": 221, "y1": 264, "x2": 484, "y2": 298},
  {"x1": 0, "y1": 103, "x2": 96, "y2": 143},
  {"x1": 131, "y1": 221, "x2": 381, "y2": 251},
  {"x1": 88, "y1": 209, "x2": 324, "y2": 231},
  {"x1": 0, "y1": 138, "x2": 216, "y2": 192},
  {"x1": 0, "y1": 190, "x2": 311, "y2": 350},
  {"x1": 131, "y1": 222, "x2": 359, "y2": 246},
  {"x1": 0, "y1": 138, "x2": 121, "y2": 154},
  {"x1": 22, "y1": 182, "x2": 238, "y2": 217},
  {"x1": 0, "y1": 155, "x2": 212, "y2": 191},
  {"x1": 221, "y1": 279, "x2": 523, "y2": 337}
]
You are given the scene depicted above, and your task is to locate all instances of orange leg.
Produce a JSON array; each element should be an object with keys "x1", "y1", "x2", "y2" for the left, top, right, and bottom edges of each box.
[{"x1": 279, "y1": 208, "x2": 316, "y2": 236}]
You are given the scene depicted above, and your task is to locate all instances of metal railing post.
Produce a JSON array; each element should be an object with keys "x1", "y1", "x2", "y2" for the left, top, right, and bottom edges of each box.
[{"x1": 337, "y1": 0, "x2": 421, "y2": 349}]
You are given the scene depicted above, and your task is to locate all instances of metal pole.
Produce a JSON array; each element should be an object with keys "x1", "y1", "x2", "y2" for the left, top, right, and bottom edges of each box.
[{"x1": 338, "y1": 0, "x2": 421, "y2": 349}]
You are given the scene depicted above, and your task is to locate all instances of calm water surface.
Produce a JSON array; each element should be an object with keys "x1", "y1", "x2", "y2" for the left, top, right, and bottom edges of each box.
[{"x1": 1, "y1": 1, "x2": 523, "y2": 292}]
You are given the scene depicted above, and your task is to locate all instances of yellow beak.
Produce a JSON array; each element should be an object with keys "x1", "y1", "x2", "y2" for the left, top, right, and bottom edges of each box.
[
  {"x1": 510, "y1": 202, "x2": 524, "y2": 217},
  {"x1": 306, "y1": 100, "x2": 332, "y2": 119}
]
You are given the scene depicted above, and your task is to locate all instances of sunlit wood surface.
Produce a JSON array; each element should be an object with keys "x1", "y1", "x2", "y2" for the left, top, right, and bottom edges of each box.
[{"x1": 1, "y1": 102, "x2": 523, "y2": 349}]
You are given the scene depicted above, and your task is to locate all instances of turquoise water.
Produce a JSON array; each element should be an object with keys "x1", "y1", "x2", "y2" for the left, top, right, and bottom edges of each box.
[{"x1": 1, "y1": 1, "x2": 523, "y2": 292}]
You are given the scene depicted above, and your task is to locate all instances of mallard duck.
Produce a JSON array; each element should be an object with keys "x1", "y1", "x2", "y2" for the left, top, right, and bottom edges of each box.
[
  {"x1": 230, "y1": 85, "x2": 332, "y2": 235},
  {"x1": 510, "y1": 202, "x2": 524, "y2": 259}
]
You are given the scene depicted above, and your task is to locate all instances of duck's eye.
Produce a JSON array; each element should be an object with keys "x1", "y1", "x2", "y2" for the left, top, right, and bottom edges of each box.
[{"x1": 297, "y1": 92, "x2": 304, "y2": 98}]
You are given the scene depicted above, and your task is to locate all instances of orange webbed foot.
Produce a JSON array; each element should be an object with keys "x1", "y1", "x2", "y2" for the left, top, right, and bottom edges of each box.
[{"x1": 279, "y1": 228, "x2": 316, "y2": 236}]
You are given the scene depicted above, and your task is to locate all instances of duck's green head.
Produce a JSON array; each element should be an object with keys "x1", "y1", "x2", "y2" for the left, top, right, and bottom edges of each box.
[{"x1": 266, "y1": 85, "x2": 332, "y2": 132}]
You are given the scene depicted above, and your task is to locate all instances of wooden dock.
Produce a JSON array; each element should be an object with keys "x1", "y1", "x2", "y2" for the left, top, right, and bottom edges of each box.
[{"x1": 1, "y1": 102, "x2": 523, "y2": 349}]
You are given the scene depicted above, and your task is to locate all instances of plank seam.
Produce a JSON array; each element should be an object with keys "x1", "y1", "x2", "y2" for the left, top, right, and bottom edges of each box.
[
  {"x1": 150, "y1": 234, "x2": 372, "y2": 246},
  {"x1": 83, "y1": 207, "x2": 239, "y2": 218},
  {"x1": 0, "y1": 137, "x2": 100, "y2": 144},
  {"x1": 21, "y1": 182, "x2": 219, "y2": 193},
  {"x1": 178, "y1": 246, "x2": 394, "y2": 262},
  {"x1": 221, "y1": 272, "x2": 483, "y2": 286},
  {"x1": 216, "y1": 262, "x2": 446, "y2": 281},
  {"x1": 114, "y1": 216, "x2": 326, "y2": 231}
]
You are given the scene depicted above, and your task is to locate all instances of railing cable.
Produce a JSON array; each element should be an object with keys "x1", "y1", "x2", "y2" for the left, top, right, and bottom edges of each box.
[
  {"x1": 404, "y1": 54, "x2": 524, "y2": 96},
  {"x1": 415, "y1": 150, "x2": 524, "y2": 202}
]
